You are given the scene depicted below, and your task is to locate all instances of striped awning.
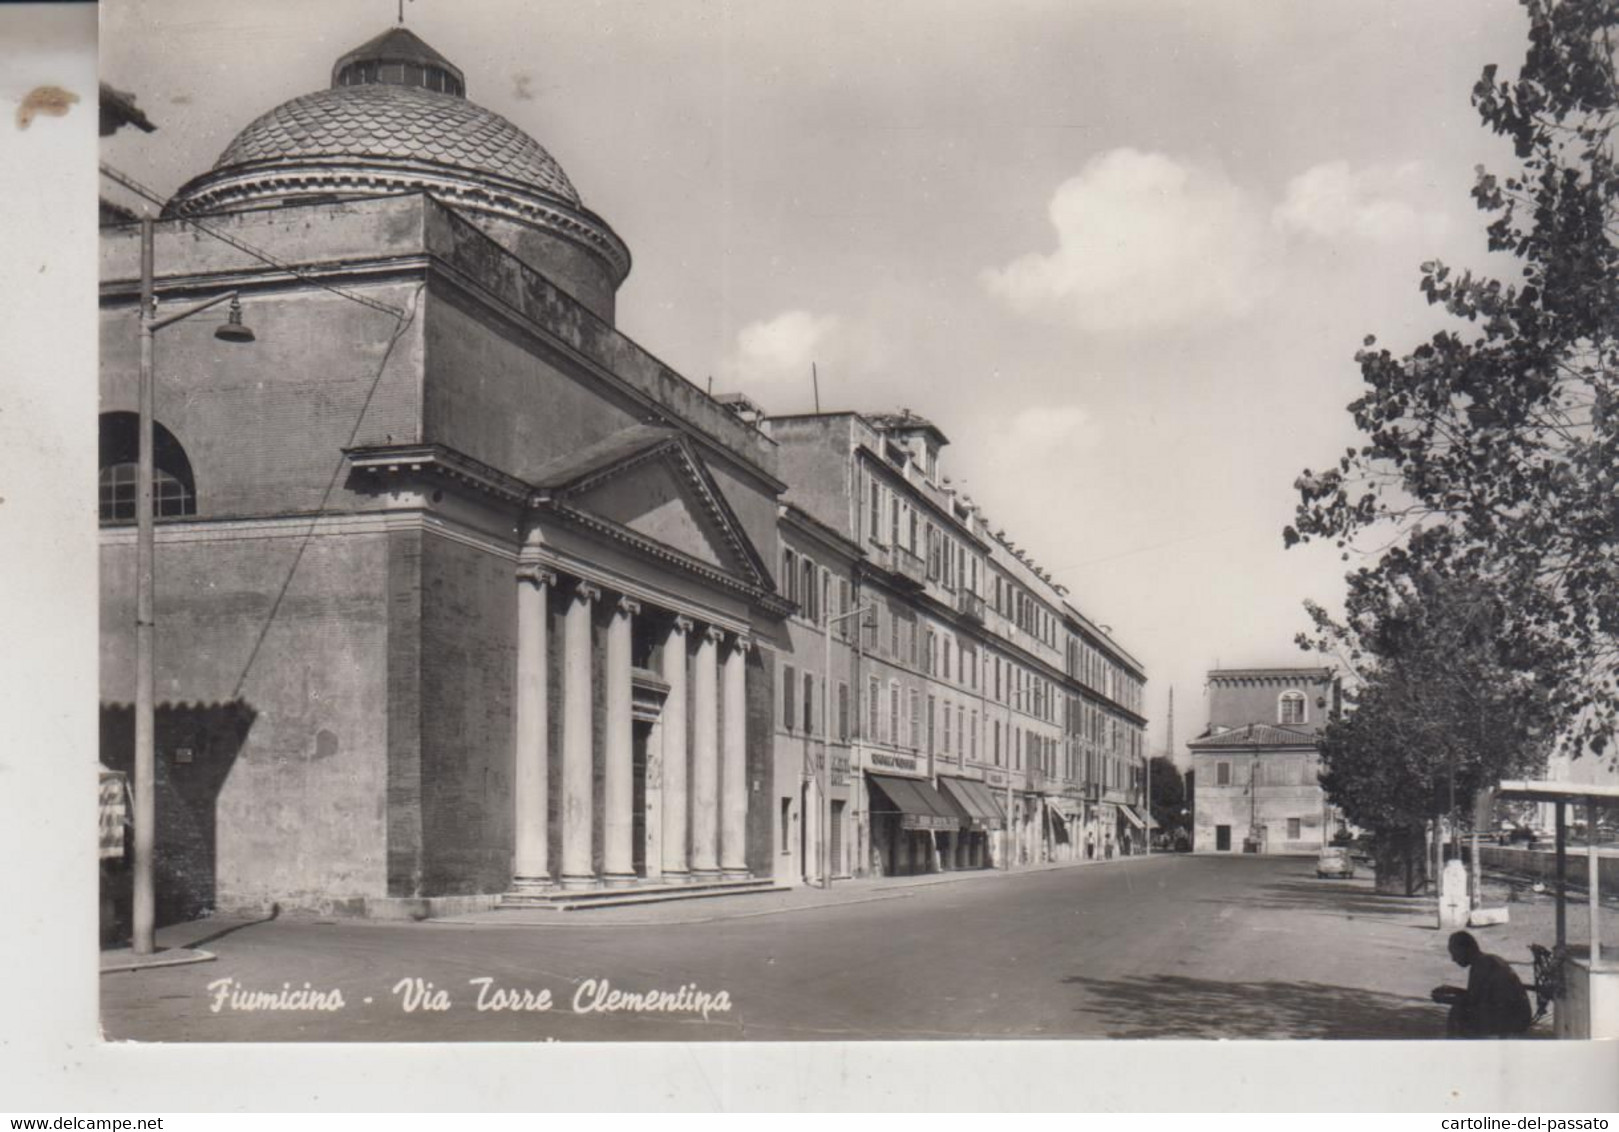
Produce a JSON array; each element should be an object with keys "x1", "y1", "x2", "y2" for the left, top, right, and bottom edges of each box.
[
  {"x1": 938, "y1": 776, "x2": 1005, "y2": 831},
  {"x1": 867, "y1": 774, "x2": 960, "y2": 831}
]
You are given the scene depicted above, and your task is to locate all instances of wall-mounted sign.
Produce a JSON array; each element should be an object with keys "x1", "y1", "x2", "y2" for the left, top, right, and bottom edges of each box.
[{"x1": 868, "y1": 751, "x2": 919, "y2": 775}]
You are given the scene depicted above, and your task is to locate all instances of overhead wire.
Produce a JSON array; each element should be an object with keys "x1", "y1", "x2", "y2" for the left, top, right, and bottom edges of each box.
[
  {"x1": 97, "y1": 160, "x2": 423, "y2": 697},
  {"x1": 99, "y1": 162, "x2": 408, "y2": 320}
]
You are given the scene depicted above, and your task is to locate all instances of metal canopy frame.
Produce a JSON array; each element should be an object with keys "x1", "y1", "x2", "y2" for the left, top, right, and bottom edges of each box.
[{"x1": 1493, "y1": 779, "x2": 1617, "y2": 965}]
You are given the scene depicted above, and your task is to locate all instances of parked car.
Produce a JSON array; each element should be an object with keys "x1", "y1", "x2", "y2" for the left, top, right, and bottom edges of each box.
[{"x1": 1316, "y1": 845, "x2": 1355, "y2": 879}]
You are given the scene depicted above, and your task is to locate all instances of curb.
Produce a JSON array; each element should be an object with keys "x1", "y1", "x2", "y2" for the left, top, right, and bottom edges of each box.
[
  {"x1": 100, "y1": 947, "x2": 218, "y2": 975},
  {"x1": 434, "y1": 853, "x2": 1164, "y2": 928}
]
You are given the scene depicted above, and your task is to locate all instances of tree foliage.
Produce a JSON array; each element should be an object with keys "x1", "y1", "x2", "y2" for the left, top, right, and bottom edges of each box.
[
  {"x1": 1286, "y1": 0, "x2": 1619, "y2": 759},
  {"x1": 1309, "y1": 571, "x2": 1556, "y2": 835},
  {"x1": 1147, "y1": 755, "x2": 1188, "y2": 834}
]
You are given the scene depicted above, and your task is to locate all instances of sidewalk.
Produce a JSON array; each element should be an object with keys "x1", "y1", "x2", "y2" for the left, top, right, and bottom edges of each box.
[
  {"x1": 436, "y1": 851, "x2": 1159, "y2": 927},
  {"x1": 100, "y1": 945, "x2": 216, "y2": 974}
]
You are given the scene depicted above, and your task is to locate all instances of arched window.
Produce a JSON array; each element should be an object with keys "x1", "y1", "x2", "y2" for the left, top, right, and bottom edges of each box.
[
  {"x1": 1279, "y1": 690, "x2": 1307, "y2": 726},
  {"x1": 99, "y1": 412, "x2": 196, "y2": 522}
]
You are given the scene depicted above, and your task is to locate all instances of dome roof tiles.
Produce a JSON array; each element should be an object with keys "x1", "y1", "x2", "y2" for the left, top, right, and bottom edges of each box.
[{"x1": 211, "y1": 82, "x2": 580, "y2": 204}]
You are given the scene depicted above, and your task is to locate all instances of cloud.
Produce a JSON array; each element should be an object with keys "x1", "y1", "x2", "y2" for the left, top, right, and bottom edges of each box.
[
  {"x1": 982, "y1": 148, "x2": 1276, "y2": 335},
  {"x1": 1274, "y1": 161, "x2": 1449, "y2": 244},
  {"x1": 733, "y1": 309, "x2": 839, "y2": 379}
]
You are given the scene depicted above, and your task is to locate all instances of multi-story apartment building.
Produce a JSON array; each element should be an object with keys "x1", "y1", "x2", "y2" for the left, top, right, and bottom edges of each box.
[
  {"x1": 1187, "y1": 666, "x2": 1340, "y2": 854},
  {"x1": 771, "y1": 502, "x2": 862, "y2": 884},
  {"x1": 760, "y1": 408, "x2": 1148, "y2": 880}
]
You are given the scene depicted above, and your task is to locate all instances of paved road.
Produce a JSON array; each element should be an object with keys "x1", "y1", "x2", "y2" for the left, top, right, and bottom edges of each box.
[{"x1": 102, "y1": 855, "x2": 1463, "y2": 1041}]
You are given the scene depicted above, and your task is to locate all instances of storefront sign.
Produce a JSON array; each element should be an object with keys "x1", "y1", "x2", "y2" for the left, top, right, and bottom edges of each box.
[
  {"x1": 986, "y1": 770, "x2": 1007, "y2": 787},
  {"x1": 831, "y1": 752, "x2": 849, "y2": 787},
  {"x1": 99, "y1": 767, "x2": 127, "y2": 860},
  {"x1": 901, "y1": 813, "x2": 959, "y2": 831},
  {"x1": 868, "y1": 750, "x2": 919, "y2": 774}
]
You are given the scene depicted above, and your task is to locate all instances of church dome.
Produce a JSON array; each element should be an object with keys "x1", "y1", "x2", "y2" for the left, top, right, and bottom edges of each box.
[
  {"x1": 166, "y1": 26, "x2": 630, "y2": 318},
  {"x1": 205, "y1": 83, "x2": 582, "y2": 205}
]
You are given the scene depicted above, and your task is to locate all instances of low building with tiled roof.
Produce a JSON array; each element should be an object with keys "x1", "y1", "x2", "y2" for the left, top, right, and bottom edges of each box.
[{"x1": 1187, "y1": 666, "x2": 1341, "y2": 854}]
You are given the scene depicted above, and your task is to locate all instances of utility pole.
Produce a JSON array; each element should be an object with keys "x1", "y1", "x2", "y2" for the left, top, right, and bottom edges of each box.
[
  {"x1": 133, "y1": 219, "x2": 157, "y2": 955},
  {"x1": 129, "y1": 218, "x2": 256, "y2": 954}
]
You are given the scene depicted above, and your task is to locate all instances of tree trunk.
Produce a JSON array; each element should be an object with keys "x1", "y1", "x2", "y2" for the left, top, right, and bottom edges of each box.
[{"x1": 1373, "y1": 823, "x2": 1430, "y2": 895}]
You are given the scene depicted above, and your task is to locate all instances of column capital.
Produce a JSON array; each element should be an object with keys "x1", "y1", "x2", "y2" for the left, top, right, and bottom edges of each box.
[
  {"x1": 701, "y1": 624, "x2": 726, "y2": 645},
  {"x1": 727, "y1": 632, "x2": 753, "y2": 656},
  {"x1": 615, "y1": 596, "x2": 642, "y2": 618},
  {"x1": 669, "y1": 615, "x2": 695, "y2": 636},
  {"x1": 572, "y1": 580, "x2": 601, "y2": 605},
  {"x1": 516, "y1": 565, "x2": 557, "y2": 589}
]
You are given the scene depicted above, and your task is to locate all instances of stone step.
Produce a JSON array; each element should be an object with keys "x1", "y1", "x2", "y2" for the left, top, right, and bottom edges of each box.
[{"x1": 498, "y1": 877, "x2": 786, "y2": 912}]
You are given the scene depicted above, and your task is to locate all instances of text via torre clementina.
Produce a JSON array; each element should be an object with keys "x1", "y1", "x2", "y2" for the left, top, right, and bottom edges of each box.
[{"x1": 205, "y1": 976, "x2": 733, "y2": 1020}]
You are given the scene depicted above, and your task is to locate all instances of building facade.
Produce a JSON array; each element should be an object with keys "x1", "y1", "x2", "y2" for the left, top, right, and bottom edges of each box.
[
  {"x1": 1186, "y1": 667, "x2": 1339, "y2": 854},
  {"x1": 99, "y1": 24, "x2": 1153, "y2": 920},
  {"x1": 760, "y1": 410, "x2": 1150, "y2": 879},
  {"x1": 99, "y1": 28, "x2": 792, "y2": 920}
]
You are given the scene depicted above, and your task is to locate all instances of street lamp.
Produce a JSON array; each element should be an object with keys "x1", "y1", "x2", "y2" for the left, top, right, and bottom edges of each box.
[
  {"x1": 818, "y1": 602, "x2": 871, "y2": 889},
  {"x1": 131, "y1": 217, "x2": 256, "y2": 955}
]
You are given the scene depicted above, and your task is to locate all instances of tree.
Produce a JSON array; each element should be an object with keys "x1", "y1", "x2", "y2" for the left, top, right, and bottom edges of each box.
[
  {"x1": 1287, "y1": 0, "x2": 1619, "y2": 761},
  {"x1": 1306, "y1": 568, "x2": 1556, "y2": 892},
  {"x1": 1147, "y1": 755, "x2": 1188, "y2": 839}
]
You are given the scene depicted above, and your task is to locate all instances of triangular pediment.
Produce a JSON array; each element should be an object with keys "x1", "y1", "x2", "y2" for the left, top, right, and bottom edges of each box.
[
  {"x1": 532, "y1": 427, "x2": 771, "y2": 590},
  {"x1": 571, "y1": 455, "x2": 728, "y2": 568}
]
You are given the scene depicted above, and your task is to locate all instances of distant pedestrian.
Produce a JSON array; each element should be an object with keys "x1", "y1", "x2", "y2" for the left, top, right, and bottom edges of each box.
[
  {"x1": 1085, "y1": 832, "x2": 1095, "y2": 860},
  {"x1": 1430, "y1": 930, "x2": 1533, "y2": 1038}
]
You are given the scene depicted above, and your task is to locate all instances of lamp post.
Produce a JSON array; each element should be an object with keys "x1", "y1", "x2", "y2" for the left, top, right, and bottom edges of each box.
[
  {"x1": 131, "y1": 217, "x2": 256, "y2": 955},
  {"x1": 819, "y1": 602, "x2": 870, "y2": 889}
]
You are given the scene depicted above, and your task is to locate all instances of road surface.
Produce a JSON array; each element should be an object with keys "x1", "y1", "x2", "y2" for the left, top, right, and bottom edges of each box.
[{"x1": 102, "y1": 855, "x2": 1467, "y2": 1041}]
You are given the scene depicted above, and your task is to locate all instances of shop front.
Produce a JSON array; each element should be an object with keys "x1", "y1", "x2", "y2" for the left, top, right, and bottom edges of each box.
[
  {"x1": 866, "y1": 772, "x2": 959, "y2": 876},
  {"x1": 1117, "y1": 802, "x2": 1148, "y2": 856},
  {"x1": 1045, "y1": 796, "x2": 1083, "y2": 862},
  {"x1": 937, "y1": 775, "x2": 1006, "y2": 870}
]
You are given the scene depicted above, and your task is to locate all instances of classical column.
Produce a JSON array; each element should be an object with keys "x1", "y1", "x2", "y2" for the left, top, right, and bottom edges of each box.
[
  {"x1": 720, "y1": 633, "x2": 750, "y2": 879},
  {"x1": 659, "y1": 616, "x2": 693, "y2": 883},
  {"x1": 602, "y1": 595, "x2": 639, "y2": 888},
  {"x1": 690, "y1": 625, "x2": 722, "y2": 879},
  {"x1": 511, "y1": 566, "x2": 556, "y2": 892},
  {"x1": 560, "y1": 580, "x2": 599, "y2": 890}
]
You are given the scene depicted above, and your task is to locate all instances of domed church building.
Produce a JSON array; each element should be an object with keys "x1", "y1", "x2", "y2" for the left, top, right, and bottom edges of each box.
[{"x1": 100, "y1": 27, "x2": 792, "y2": 919}]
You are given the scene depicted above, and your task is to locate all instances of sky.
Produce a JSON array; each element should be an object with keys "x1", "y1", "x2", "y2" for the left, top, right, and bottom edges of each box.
[{"x1": 101, "y1": 0, "x2": 1533, "y2": 763}]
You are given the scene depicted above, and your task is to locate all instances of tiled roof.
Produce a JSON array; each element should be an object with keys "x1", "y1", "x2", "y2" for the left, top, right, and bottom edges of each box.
[
  {"x1": 1208, "y1": 667, "x2": 1334, "y2": 681},
  {"x1": 1187, "y1": 722, "x2": 1319, "y2": 750},
  {"x1": 209, "y1": 83, "x2": 579, "y2": 204}
]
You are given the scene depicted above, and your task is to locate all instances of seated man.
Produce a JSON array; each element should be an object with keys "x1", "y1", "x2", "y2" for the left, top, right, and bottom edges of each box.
[{"x1": 1431, "y1": 930, "x2": 1533, "y2": 1037}]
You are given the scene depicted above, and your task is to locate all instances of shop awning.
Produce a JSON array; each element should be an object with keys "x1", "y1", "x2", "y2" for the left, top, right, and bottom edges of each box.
[
  {"x1": 964, "y1": 778, "x2": 1009, "y2": 824},
  {"x1": 868, "y1": 774, "x2": 961, "y2": 831},
  {"x1": 1046, "y1": 797, "x2": 1083, "y2": 821},
  {"x1": 1117, "y1": 804, "x2": 1147, "y2": 831},
  {"x1": 938, "y1": 776, "x2": 1005, "y2": 831}
]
